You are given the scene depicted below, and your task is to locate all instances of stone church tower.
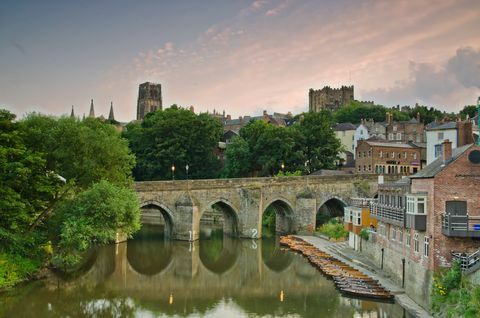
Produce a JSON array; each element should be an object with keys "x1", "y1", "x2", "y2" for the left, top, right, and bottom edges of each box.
[
  {"x1": 136, "y1": 82, "x2": 162, "y2": 120},
  {"x1": 309, "y1": 85, "x2": 354, "y2": 112}
]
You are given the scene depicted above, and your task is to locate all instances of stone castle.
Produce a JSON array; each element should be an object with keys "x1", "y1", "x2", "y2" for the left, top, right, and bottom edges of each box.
[
  {"x1": 137, "y1": 82, "x2": 163, "y2": 120},
  {"x1": 309, "y1": 85, "x2": 354, "y2": 112}
]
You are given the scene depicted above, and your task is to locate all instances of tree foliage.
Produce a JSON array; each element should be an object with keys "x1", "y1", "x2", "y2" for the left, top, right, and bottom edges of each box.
[
  {"x1": 51, "y1": 181, "x2": 140, "y2": 266},
  {"x1": 223, "y1": 112, "x2": 341, "y2": 177},
  {"x1": 459, "y1": 105, "x2": 477, "y2": 120},
  {"x1": 124, "y1": 106, "x2": 223, "y2": 180}
]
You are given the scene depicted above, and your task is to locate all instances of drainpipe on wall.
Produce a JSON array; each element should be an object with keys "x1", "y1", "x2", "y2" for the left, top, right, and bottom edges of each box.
[
  {"x1": 381, "y1": 248, "x2": 384, "y2": 270},
  {"x1": 402, "y1": 258, "x2": 406, "y2": 288}
]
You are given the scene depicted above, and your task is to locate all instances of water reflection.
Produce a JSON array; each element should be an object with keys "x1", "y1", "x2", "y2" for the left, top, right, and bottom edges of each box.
[{"x1": 0, "y1": 225, "x2": 411, "y2": 318}]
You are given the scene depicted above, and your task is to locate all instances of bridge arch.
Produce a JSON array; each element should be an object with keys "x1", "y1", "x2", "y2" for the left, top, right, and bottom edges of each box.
[
  {"x1": 200, "y1": 198, "x2": 240, "y2": 237},
  {"x1": 199, "y1": 235, "x2": 239, "y2": 275},
  {"x1": 140, "y1": 200, "x2": 175, "y2": 238},
  {"x1": 315, "y1": 196, "x2": 348, "y2": 228},
  {"x1": 262, "y1": 197, "x2": 296, "y2": 235}
]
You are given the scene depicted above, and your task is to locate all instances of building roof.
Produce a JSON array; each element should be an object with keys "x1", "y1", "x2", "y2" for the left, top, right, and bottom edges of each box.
[
  {"x1": 334, "y1": 123, "x2": 357, "y2": 131},
  {"x1": 361, "y1": 140, "x2": 417, "y2": 149},
  {"x1": 410, "y1": 144, "x2": 473, "y2": 179},
  {"x1": 426, "y1": 121, "x2": 457, "y2": 131}
]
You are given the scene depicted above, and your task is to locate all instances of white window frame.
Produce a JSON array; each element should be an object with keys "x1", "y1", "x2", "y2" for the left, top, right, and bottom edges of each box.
[
  {"x1": 406, "y1": 232, "x2": 411, "y2": 247},
  {"x1": 407, "y1": 194, "x2": 427, "y2": 214},
  {"x1": 424, "y1": 236, "x2": 430, "y2": 257},
  {"x1": 414, "y1": 233, "x2": 419, "y2": 253}
]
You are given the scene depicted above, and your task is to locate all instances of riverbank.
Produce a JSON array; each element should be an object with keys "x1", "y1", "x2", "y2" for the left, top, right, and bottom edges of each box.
[
  {"x1": 0, "y1": 252, "x2": 43, "y2": 291},
  {"x1": 296, "y1": 235, "x2": 432, "y2": 318}
]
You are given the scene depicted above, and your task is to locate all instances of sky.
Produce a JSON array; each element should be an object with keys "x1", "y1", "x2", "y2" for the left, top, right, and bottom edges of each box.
[{"x1": 1, "y1": 0, "x2": 479, "y2": 122}]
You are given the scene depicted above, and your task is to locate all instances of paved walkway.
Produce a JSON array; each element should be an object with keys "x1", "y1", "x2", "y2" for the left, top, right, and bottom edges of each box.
[{"x1": 297, "y1": 235, "x2": 432, "y2": 318}]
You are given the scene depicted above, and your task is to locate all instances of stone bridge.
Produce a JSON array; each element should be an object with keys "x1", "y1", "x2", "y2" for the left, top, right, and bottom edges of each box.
[{"x1": 134, "y1": 174, "x2": 385, "y2": 241}]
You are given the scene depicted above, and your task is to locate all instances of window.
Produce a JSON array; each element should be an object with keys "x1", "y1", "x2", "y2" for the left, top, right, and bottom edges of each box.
[
  {"x1": 368, "y1": 165, "x2": 371, "y2": 171},
  {"x1": 424, "y1": 236, "x2": 430, "y2": 257},
  {"x1": 379, "y1": 151, "x2": 383, "y2": 158},
  {"x1": 393, "y1": 126, "x2": 397, "y2": 132},
  {"x1": 391, "y1": 152, "x2": 395, "y2": 158},
  {"x1": 413, "y1": 153, "x2": 417, "y2": 160},
  {"x1": 360, "y1": 130, "x2": 364, "y2": 136},
  {"x1": 414, "y1": 233, "x2": 419, "y2": 253},
  {"x1": 396, "y1": 133, "x2": 402, "y2": 140},
  {"x1": 434, "y1": 144, "x2": 442, "y2": 158},
  {"x1": 368, "y1": 150, "x2": 372, "y2": 157},
  {"x1": 399, "y1": 230, "x2": 403, "y2": 243},
  {"x1": 438, "y1": 132, "x2": 444, "y2": 140},
  {"x1": 403, "y1": 152, "x2": 407, "y2": 159},
  {"x1": 388, "y1": 133, "x2": 394, "y2": 140},
  {"x1": 406, "y1": 232, "x2": 411, "y2": 247},
  {"x1": 392, "y1": 228, "x2": 396, "y2": 241},
  {"x1": 407, "y1": 195, "x2": 427, "y2": 214}
]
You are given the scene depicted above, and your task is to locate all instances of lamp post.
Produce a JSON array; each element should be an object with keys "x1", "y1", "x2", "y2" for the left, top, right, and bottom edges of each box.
[
  {"x1": 171, "y1": 164, "x2": 175, "y2": 180},
  {"x1": 281, "y1": 162, "x2": 285, "y2": 173},
  {"x1": 186, "y1": 164, "x2": 189, "y2": 180}
]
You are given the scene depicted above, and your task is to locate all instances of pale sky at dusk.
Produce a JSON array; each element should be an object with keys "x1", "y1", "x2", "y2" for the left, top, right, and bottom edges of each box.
[{"x1": 1, "y1": 0, "x2": 479, "y2": 122}]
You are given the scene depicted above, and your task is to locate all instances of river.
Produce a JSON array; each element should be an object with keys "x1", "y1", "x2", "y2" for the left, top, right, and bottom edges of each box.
[{"x1": 0, "y1": 225, "x2": 411, "y2": 317}]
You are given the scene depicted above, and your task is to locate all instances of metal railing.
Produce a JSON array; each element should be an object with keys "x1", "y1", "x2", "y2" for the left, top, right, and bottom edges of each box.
[
  {"x1": 452, "y1": 250, "x2": 480, "y2": 274},
  {"x1": 370, "y1": 201, "x2": 405, "y2": 226},
  {"x1": 442, "y1": 214, "x2": 480, "y2": 237},
  {"x1": 350, "y1": 197, "x2": 377, "y2": 208}
]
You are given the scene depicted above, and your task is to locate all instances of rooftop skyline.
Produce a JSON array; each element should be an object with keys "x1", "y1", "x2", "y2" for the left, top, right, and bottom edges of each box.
[{"x1": 1, "y1": 0, "x2": 479, "y2": 122}]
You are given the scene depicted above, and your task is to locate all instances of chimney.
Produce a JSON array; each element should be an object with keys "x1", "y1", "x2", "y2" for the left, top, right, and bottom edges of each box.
[
  {"x1": 386, "y1": 112, "x2": 392, "y2": 125},
  {"x1": 239, "y1": 116, "x2": 243, "y2": 123},
  {"x1": 442, "y1": 139, "x2": 452, "y2": 162},
  {"x1": 456, "y1": 120, "x2": 473, "y2": 146},
  {"x1": 226, "y1": 114, "x2": 231, "y2": 120}
]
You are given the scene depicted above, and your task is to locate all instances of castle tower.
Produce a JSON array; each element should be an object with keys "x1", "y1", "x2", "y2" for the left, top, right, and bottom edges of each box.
[
  {"x1": 308, "y1": 85, "x2": 354, "y2": 112},
  {"x1": 108, "y1": 102, "x2": 115, "y2": 121},
  {"x1": 70, "y1": 105, "x2": 75, "y2": 118},
  {"x1": 137, "y1": 82, "x2": 162, "y2": 120},
  {"x1": 89, "y1": 99, "x2": 95, "y2": 118}
]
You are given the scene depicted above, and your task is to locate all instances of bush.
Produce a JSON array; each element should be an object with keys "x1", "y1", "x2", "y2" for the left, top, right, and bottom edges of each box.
[
  {"x1": 0, "y1": 252, "x2": 41, "y2": 289},
  {"x1": 431, "y1": 261, "x2": 480, "y2": 317},
  {"x1": 317, "y1": 220, "x2": 348, "y2": 240}
]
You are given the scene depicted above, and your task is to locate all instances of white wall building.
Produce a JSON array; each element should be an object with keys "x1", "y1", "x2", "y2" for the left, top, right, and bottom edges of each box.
[
  {"x1": 425, "y1": 122, "x2": 458, "y2": 165},
  {"x1": 353, "y1": 124, "x2": 370, "y2": 157}
]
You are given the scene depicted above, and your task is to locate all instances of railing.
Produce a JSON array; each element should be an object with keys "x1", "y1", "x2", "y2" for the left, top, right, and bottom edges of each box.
[
  {"x1": 370, "y1": 202, "x2": 405, "y2": 226},
  {"x1": 452, "y1": 250, "x2": 480, "y2": 274},
  {"x1": 442, "y1": 214, "x2": 480, "y2": 237},
  {"x1": 350, "y1": 197, "x2": 377, "y2": 208}
]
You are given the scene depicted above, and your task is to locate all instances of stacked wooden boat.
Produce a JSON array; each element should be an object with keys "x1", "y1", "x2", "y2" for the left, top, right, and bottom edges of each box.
[{"x1": 279, "y1": 235, "x2": 394, "y2": 301}]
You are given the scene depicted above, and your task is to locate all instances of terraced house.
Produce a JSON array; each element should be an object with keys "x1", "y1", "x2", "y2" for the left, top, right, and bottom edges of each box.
[{"x1": 349, "y1": 140, "x2": 480, "y2": 310}]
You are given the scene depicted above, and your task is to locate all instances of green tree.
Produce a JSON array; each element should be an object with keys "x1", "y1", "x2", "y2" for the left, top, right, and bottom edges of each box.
[
  {"x1": 20, "y1": 114, "x2": 135, "y2": 188},
  {"x1": 222, "y1": 136, "x2": 251, "y2": 178},
  {"x1": 0, "y1": 110, "x2": 60, "y2": 248},
  {"x1": 407, "y1": 105, "x2": 443, "y2": 124},
  {"x1": 294, "y1": 111, "x2": 342, "y2": 173},
  {"x1": 333, "y1": 101, "x2": 387, "y2": 124},
  {"x1": 51, "y1": 181, "x2": 140, "y2": 267},
  {"x1": 125, "y1": 106, "x2": 223, "y2": 180},
  {"x1": 459, "y1": 105, "x2": 477, "y2": 120}
]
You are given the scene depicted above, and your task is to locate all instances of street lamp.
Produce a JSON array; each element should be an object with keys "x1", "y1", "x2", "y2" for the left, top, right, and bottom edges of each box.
[
  {"x1": 171, "y1": 164, "x2": 175, "y2": 180},
  {"x1": 186, "y1": 164, "x2": 189, "y2": 180},
  {"x1": 281, "y1": 162, "x2": 285, "y2": 172}
]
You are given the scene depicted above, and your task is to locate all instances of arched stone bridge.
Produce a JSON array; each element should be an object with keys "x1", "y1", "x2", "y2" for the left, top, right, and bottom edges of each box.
[{"x1": 134, "y1": 174, "x2": 384, "y2": 241}]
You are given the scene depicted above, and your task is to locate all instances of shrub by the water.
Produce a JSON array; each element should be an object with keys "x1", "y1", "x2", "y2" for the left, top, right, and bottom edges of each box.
[{"x1": 317, "y1": 219, "x2": 348, "y2": 240}]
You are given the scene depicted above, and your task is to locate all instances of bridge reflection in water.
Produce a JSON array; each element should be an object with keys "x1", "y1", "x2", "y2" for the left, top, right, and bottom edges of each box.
[{"x1": 1, "y1": 225, "x2": 410, "y2": 318}]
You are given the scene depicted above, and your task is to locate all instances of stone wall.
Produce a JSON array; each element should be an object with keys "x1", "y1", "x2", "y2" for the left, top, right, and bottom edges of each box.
[
  {"x1": 362, "y1": 233, "x2": 433, "y2": 310},
  {"x1": 135, "y1": 175, "x2": 392, "y2": 241}
]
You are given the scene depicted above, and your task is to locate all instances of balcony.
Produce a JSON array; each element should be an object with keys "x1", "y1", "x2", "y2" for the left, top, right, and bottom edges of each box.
[
  {"x1": 442, "y1": 214, "x2": 480, "y2": 238},
  {"x1": 370, "y1": 202, "x2": 405, "y2": 227},
  {"x1": 350, "y1": 197, "x2": 377, "y2": 208},
  {"x1": 406, "y1": 213, "x2": 426, "y2": 231},
  {"x1": 452, "y1": 250, "x2": 480, "y2": 274}
]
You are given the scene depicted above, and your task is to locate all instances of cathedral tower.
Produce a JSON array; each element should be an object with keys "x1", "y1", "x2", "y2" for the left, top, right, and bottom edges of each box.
[{"x1": 136, "y1": 82, "x2": 162, "y2": 120}]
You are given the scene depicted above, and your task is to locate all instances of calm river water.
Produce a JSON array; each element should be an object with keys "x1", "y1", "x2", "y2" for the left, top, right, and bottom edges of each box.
[{"x1": 0, "y1": 225, "x2": 411, "y2": 317}]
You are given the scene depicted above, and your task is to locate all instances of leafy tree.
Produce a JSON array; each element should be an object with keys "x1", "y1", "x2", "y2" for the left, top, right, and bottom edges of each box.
[
  {"x1": 0, "y1": 110, "x2": 60, "y2": 248},
  {"x1": 459, "y1": 105, "x2": 477, "y2": 120},
  {"x1": 333, "y1": 101, "x2": 387, "y2": 124},
  {"x1": 20, "y1": 114, "x2": 135, "y2": 188},
  {"x1": 222, "y1": 136, "x2": 251, "y2": 178},
  {"x1": 293, "y1": 111, "x2": 342, "y2": 174},
  {"x1": 124, "y1": 106, "x2": 223, "y2": 180},
  {"x1": 51, "y1": 181, "x2": 140, "y2": 266},
  {"x1": 406, "y1": 105, "x2": 443, "y2": 124}
]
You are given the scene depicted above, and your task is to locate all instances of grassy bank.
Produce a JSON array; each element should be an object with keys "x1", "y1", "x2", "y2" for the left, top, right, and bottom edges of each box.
[{"x1": 0, "y1": 252, "x2": 42, "y2": 290}]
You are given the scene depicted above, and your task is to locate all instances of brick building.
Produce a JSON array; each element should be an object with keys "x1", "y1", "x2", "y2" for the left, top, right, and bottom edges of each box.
[
  {"x1": 357, "y1": 141, "x2": 480, "y2": 310},
  {"x1": 355, "y1": 140, "x2": 422, "y2": 175},
  {"x1": 384, "y1": 112, "x2": 425, "y2": 143},
  {"x1": 308, "y1": 85, "x2": 354, "y2": 112}
]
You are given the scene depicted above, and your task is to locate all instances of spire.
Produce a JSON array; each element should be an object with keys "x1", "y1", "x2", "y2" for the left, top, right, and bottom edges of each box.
[
  {"x1": 70, "y1": 105, "x2": 75, "y2": 118},
  {"x1": 108, "y1": 101, "x2": 115, "y2": 121},
  {"x1": 89, "y1": 99, "x2": 95, "y2": 118}
]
